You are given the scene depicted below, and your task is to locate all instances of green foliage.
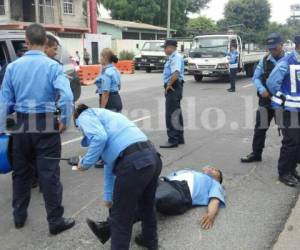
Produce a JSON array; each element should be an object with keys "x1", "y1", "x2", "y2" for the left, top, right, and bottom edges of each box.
[
  {"x1": 119, "y1": 50, "x2": 135, "y2": 60},
  {"x1": 102, "y1": 0, "x2": 211, "y2": 37},
  {"x1": 187, "y1": 16, "x2": 217, "y2": 35},
  {"x1": 223, "y1": 0, "x2": 271, "y2": 44}
]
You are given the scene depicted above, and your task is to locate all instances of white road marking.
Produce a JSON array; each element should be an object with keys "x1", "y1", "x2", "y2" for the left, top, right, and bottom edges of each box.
[
  {"x1": 242, "y1": 83, "x2": 253, "y2": 88},
  {"x1": 62, "y1": 115, "x2": 151, "y2": 146}
]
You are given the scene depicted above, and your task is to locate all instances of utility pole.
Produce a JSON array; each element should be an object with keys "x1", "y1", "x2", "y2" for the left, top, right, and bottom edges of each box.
[
  {"x1": 167, "y1": 0, "x2": 171, "y2": 38},
  {"x1": 34, "y1": 0, "x2": 39, "y2": 23}
]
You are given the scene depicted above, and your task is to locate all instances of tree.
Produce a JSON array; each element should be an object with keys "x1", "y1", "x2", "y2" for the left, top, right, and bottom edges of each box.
[
  {"x1": 102, "y1": 0, "x2": 211, "y2": 36},
  {"x1": 223, "y1": 0, "x2": 271, "y2": 44},
  {"x1": 187, "y1": 16, "x2": 217, "y2": 36}
]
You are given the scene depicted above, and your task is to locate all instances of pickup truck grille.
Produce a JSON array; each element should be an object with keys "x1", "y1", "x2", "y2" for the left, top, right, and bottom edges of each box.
[
  {"x1": 142, "y1": 56, "x2": 165, "y2": 63},
  {"x1": 197, "y1": 65, "x2": 216, "y2": 70}
]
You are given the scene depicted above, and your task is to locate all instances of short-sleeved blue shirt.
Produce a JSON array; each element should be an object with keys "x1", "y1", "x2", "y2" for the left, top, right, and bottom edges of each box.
[
  {"x1": 95, "y1": 64, "x2": 121, "y2": 94},
  {"x1": 163, "y1": 51, "x2": 185, "y2": 86},
  {"x1": 167, "y1": 170, "x2": 225, "y2": 207}
]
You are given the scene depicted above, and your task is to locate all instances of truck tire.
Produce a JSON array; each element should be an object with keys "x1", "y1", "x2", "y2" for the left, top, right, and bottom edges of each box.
[
  {"x1": 146, "y1": 68, "x2": 152, "y2": 73},
  {"x1": 245, "y1": 64, "x2": 256, "y2": 78},
  {"x1": 194, "y1": 74, "x2": 203, "y2": 82}
]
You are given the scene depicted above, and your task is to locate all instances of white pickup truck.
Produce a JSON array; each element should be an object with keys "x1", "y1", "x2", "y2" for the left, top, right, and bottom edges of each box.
[{"x1": 188, "y1": 34, "x2": 265, "y2": 82}]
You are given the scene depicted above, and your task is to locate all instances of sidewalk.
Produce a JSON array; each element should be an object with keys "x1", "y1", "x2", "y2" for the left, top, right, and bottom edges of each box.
[{"x1": 273, "y1": 193, "x2": 300, "y2": 250}]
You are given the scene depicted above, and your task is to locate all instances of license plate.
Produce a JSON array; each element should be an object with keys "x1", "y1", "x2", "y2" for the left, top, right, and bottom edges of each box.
[
  {"x1": 150, "y1": 63, "x2": 155, "y2": 67},
  {"x1": 202, "y1": 71, "x2": 212, "y2": 75}
]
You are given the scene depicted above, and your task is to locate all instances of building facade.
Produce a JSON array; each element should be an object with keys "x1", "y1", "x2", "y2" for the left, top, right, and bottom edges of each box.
[{"x1": 0, "y1": 0, "x2": 88, "y2": 33}]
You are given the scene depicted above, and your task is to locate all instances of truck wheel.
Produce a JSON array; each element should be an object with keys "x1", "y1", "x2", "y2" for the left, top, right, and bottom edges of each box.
[
  {"x1": 194, "y1": 74, "x2": 203, "y2": 82},
  {"x1": 146, "y1": 68, "x2": 152, "y2": 73}
]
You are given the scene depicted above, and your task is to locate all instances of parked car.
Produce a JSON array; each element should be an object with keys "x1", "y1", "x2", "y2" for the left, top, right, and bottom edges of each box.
[{"x1": 0, "y1": 30, "x2": 81, "y2": 101}]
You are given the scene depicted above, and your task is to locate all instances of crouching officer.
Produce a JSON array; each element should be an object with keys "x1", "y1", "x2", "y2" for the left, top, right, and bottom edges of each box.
[
  {"x1": 266, "y1": 35, "x2": 300, "y2": 187},
  {"x1": 0, "y1": 24, "x2": 75, "y2": 234},
  {"x1": 160, "y1": 39, "x2": 185, "y2": 149},
  {"x1": 241, "y1": 33, "x2": 285, "y2": 163},
  {"x1": 73, "y1": 104, "x2": 162, "y2": 250},
  {"x1": 95, "y1": 48, "x2": 123, "y2": 112}
]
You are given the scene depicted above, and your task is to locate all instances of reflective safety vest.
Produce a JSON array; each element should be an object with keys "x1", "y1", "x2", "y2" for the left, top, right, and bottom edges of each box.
[{"x1": 272, "y1": 53, "x2": 300, "y2": 111}]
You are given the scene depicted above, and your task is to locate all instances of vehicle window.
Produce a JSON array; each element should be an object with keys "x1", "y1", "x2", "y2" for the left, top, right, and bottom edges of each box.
[
  {"x1": 12, "y1": 40, "x2": 28, "y2": 58},
  {"x1": 0, "y1": 41, "x2": 10, "y2": 85},
  {"x1": 56, "y1": 45, "x2": 71, "y2": 65},
  {"x1": 0, "y1": 41, "x2": 9, "y2": 68},
  {"x1": 191, "y1": 37, "x2": 229, "y2": 58},
  {"x1": 142, "y1": 42, "x2": 164, "y2": 51}
]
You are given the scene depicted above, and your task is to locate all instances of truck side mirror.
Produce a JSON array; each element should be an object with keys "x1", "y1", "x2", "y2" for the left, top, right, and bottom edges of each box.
[{"x1": 136, "y1": 44, "x2": 139, "y2": 49}]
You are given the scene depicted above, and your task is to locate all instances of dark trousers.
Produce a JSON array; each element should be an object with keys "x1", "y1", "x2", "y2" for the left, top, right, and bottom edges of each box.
[
  {"x1": 277, "y1": 111, "x2": 300, "y2": 176},
  {"x1": 11, "y1": 114, "x2": 64, "y2": 225},
  {"x1": 165, "y1": 80, "x2": 184, "y2": 144},
  {"x1": 99, "y1": 93, "x2": 123, "y2": 112},
  {"x1": 110, "y1": 146, "x2": 162, "y2": 250},
  {"x1": 252, "y1": 98, "x2": 275, "y2": 155},
  {"x1": 84, "y1": 58, "x2": 90, "y2": 65},
  {"x1": 229, "y1": 68, "x2": 237, "y2": 90}
]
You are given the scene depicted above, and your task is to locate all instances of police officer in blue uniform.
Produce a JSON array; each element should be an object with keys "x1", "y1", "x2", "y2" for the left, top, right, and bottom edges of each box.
[
  {"x1": 0, "y1": 24, "x2": 75, "y2": 234},
  {"x1": 95, "y1": 48, "x2": 122, "y2": 112},
  {"x1": 227, "y1": 42, "x2": 239, "y2": 92},
  {"x1": 160, "y1": 39, "x2": 185, "y2": 149},
  {"x1": 73, "y1": 104, "x2": 162, "y2": 250},
  {"x1": 266, "y1": 35, "x2": 300, "y2": 187},
  {"x1": 241, "y1": 33, "x2": 285, "y2": 163}
]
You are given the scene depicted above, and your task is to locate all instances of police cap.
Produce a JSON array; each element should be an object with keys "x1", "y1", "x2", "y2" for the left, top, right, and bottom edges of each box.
[
  {"x1": 161, "y1": 39, "x2": 178, "y2": 48},
  {"x1": 294, "y1": 35, "x2": 300, "y2": 45},
  {"x1": 266, "y1": 33, "x2": 283, "y2": 49}
]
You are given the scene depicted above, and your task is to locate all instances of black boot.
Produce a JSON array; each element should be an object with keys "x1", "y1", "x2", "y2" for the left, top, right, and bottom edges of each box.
[
  {"x1": 279, "y1": 174, "x2": 299, "y2": 187},
  {"x1": 160, "y1": 142, "x2": 178, "y2": 149},
  {"x1": 241, "y1": 152, "x2": 262, "y2": 163},
  {"x1": 292, "y1": 170, "x2": 300, "y2": 182},
  {"x1": 135, "y1": 234, "x2": 158, "y2": 250},
  {"x1": 86, "y1": 218, "x2": 111, "y2": 244},
  {"x1": 49, "y1": 218, "x2": 75, "y2": 235}
]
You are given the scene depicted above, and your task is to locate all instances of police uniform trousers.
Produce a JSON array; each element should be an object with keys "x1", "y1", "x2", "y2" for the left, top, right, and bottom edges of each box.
[
  {"x1": 100, "y1": 92, "x2": 123, "y2": 112},
  {"x1": 229, "y1": 68, "x2": 238, "y2": 90},
  {"x1": 252, "y1": 97, "x2": 275, "y2": 156},
  {"x1": 276, "y1": 110, "x2": 300, "y2": 176},
  {"x1": 11, "y1": 113, "x2": 64, "y2": 225},
  {"x1": 165, "y1": 80, "x2": 184, "y2": 144},
  {"x1": 110, "y1": 141, "x2": 162, "y2": 250}
]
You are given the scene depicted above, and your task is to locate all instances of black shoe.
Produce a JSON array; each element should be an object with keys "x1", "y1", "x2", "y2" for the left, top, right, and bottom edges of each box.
[
  {"x1": 241, "y1": 152, "x2": 262, "y2": 163},
  {"x1": 279, "y1": 174, "x2": 299, "y2": 187},
  {"x1": 49, "y1": 218, "x2": 75, "y2": 235},
  {"x1": 14, "y1": 216, "x2": 27, "y2": 229},
  {"x1": 159, "y1": 142, "x2": 178, "y2": 149},
  {"x1": 86, "y1": 218, "x2": 111, "y2": 244},
  {"x1": 227, "y1": 88, "x2": 235, "y2": 92},
  {"x1": 178, "y1": 138, "x2": 185, "y2": 145},
  {"x1": 292, "y1": 170, "x2": 300, "y2": 182},
  {"x1": 135, "y1": 234, "x2": 158, "y2": 250},
  {"x1": 95, "y1": 160, "x2": 104, "y2": 169}
]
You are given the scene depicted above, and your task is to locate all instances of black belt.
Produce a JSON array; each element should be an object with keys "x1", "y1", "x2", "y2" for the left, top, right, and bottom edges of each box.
[
  {"x1": 115, "y1": 140, "x2": 153, "y2": 165},
  {"x1": 100, "y1": 92, "x2": 119, "y2": 96}
]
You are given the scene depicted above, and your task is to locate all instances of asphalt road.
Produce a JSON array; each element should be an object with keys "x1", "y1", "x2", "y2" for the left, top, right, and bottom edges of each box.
[{"x1": 0, "y1": 71, "x2": 299, "y2": 250}]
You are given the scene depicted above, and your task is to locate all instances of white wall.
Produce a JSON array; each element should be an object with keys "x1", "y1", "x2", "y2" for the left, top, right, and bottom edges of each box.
[
  {"x1": 60, "y1": 37, "x2": 84, "y2": 59},
  {"x1": 84, "y1": 33, "x2": 112, "y2": 64}
]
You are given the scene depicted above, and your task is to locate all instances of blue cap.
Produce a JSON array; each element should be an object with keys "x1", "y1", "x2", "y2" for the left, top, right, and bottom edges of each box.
[
  {"x1": 266, "y1": 33, "x2": 283, "y2": 49},
  {"x1": 161, "y1": 39, "x2": 178, "y2": 48},
  {"x1": 294, "y1": 35, "x2": 300, "y2": 45}
]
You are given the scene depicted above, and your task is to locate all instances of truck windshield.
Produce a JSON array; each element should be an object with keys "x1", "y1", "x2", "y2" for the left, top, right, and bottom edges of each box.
[
  {"x1": 190, "y1": 37, "x2": 229, "y2": 58},
  {"x1": 142, "y1": 42, "x2": 164, "y2": 51}
]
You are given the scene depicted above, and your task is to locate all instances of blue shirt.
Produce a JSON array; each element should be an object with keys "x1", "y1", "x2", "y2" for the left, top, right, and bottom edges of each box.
[
  {"x1": 253, "y1": 54, "x2": 285, "y2": 95},
  {"x1": 227, "y1": 50, "x2": 239, "y2": 69},
  {"x1": 267, "y1": 50, "x2": 300, "y2": 95},
  {"x1": 75, "y1": 108, "x2": 148, "y2": 202},
  {"x1": 95, "y1": 64, "x2": 121, "y2": 94},
  {"x1": 167, "y1": 170, "x2": 225, "y2": 207},
  {"x1": 163, "y1": 51, "x2": 185, "y2": 86},
  {"x1": 0, "y1": 50, "x2": 74, "y2": 132}
]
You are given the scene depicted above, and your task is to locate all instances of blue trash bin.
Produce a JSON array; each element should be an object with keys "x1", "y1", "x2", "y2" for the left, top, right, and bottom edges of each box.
[{"x1": 0, "y1": 134, "x2": 12, "y2": 174}]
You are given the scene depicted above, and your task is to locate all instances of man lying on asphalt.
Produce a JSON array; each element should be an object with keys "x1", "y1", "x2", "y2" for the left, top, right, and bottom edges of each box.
[
  {"x1": 158, "y1": 167, "x2": 225, "y2": 230},
  {"x1": 86, "y1": 167, "x2": 225, "y2": 246}
]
